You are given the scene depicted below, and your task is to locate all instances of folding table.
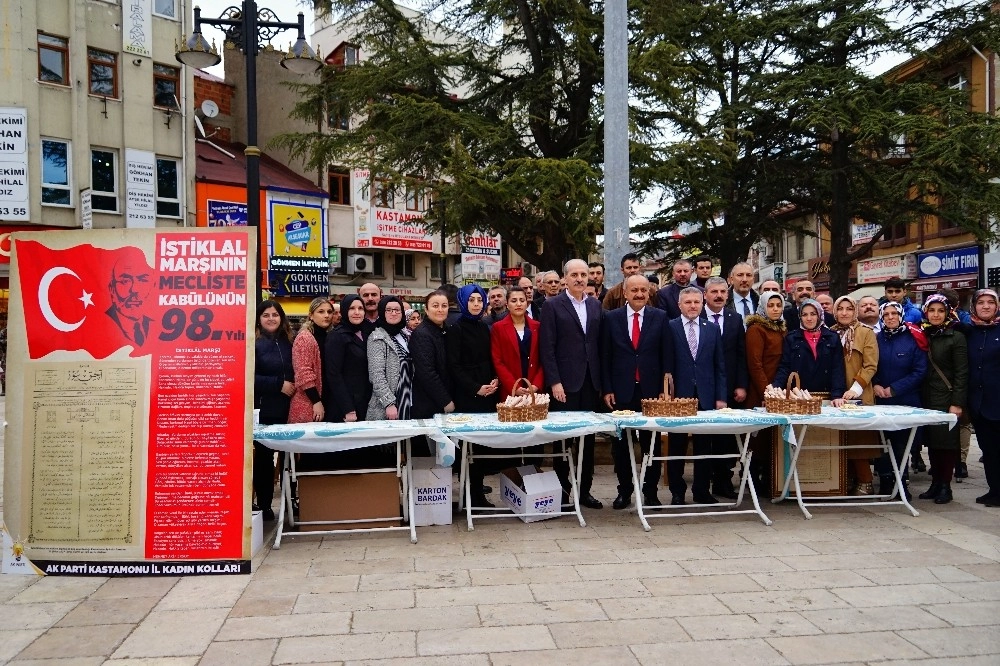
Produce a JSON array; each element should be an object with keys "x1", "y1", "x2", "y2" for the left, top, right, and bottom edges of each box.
[
  {"x1": 252, "y1": 419, "x2": 455, "y2": 546},
  {"x1": 772, "y1": 405, "x2": 958, "y2": 519},
  {"x1": 438, "y1": 411, "x2": 616, "y2": 530},
  {"x1": 608, "y1": 410, "x2": 789, "y2": 529}
]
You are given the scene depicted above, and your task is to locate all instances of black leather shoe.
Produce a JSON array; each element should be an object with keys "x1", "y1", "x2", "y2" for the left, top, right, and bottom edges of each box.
[
  {"x1": 955, "y1": 462, "x2": 969, "y2": 479},
  {"x1": 262, "y1": 508, "x2": 276, "y2": 521},
  {"x1": 692, "y1": 493, "x2": 720, "y2": 505},
  {"x1": 919, "y1": 483, "x2": 942, "y2": 500},
  {"x1": 670, "y1": 494, "x2": 686, "y2": 506},
  {"x1": 482, "y1": 484, "x2": 493, "y2": 494},
  {"x1": 978, "y1": 493, "x2": 1000, "y2": 506},
  {"x1": 911, "y1": 453, "x2": 927, "y2": 473},
  {"x1": 713, "y1": 486, "x2": 738, "y2": 500},
  {"x1": 580, "y1": 493, "x2": 604, "y2": 509},
  {"x1": 933, "y1": 484, "x2": 953, "y2": 504},
  {"x1": 643, "y1": 492, "x2": 662, "y2": 507},
  {"x1": 612, "y1": 494, "x2": 631, "y2": 510},
  {"x1": 472, "y1": 495, "x2": 495, "y2": 508}
]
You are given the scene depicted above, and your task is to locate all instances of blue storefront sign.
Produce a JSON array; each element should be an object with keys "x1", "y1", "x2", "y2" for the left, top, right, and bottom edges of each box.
[{"x1": 917, "y1": 246, "x2": 979, "y2": 279}]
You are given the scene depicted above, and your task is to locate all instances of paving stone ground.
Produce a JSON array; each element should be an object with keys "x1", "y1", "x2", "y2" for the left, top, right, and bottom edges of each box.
[{"x1": 2, "y1": 396, "x2": 999, "y2": 665}]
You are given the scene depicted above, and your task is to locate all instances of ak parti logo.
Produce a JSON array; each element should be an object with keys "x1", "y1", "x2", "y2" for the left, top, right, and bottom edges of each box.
[{"x1": 16, "y1": 240, "x2": 157, "y2": 359}]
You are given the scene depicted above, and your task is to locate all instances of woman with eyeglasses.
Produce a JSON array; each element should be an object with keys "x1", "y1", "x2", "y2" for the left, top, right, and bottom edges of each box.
[{"x1": 367, "y1": 296, "x2": 413, "y2": 421}]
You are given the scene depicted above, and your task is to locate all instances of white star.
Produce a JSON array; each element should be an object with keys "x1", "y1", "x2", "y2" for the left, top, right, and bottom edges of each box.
[{"x1": 79, "y1": 290, "x2": 94, "y2": 308}]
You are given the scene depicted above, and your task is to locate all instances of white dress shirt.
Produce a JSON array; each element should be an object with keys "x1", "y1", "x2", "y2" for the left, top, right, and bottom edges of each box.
[
  {"x1": 705, "y1": 307, "x2": 725, "y2": 335},
  {"x1": 568, "y1": 291, "x2": 588, "y2": 332},
  {"x1": 627, "y1": 305, "x2": 644, "y2": 344}
]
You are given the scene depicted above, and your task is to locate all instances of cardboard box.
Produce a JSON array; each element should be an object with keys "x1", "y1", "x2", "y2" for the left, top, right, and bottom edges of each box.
[
  {"x1": 297, "y1": 471, "x2": 401, "y2": 531},
  {"x1": 411, "y1": 457, "x2": 453, "y2": 526},
  {"x1": 251, "y1": 510, "x2": 264, "y2": 556},
  {"x1": 499, "y1": 465, "x2": 562, "y2": 523}
]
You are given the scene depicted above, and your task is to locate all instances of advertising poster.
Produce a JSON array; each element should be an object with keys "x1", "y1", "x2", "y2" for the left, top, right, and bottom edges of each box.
[
  {"x1": 2, "y1": 228, "x2": 254, "y2": 576},
  {"x1": 460, "y1": 232, "x2": 502, "y2": 280},
  {"x1": 268, "y1": 201, "x2": 328, "y2": 297},
  {"x1": 207, "y1": 200, "x2": 248, "y2": 227},
  {"x1": 351, "y1": 169, "x2": 435, "y2": 252}
]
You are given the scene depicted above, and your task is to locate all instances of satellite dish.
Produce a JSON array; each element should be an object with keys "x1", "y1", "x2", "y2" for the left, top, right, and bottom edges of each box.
[
  {"x1": 194, "y1": 115, "x2": 207, "y2": 138},
  {"x1": 201, "y1": 100, "x2": 219, "y2": 118}
]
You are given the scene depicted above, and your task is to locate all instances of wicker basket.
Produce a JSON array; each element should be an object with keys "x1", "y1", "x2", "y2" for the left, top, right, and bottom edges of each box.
[
  {"x1": 641, "y1": 374, "x2": 699, "y2": 417},
  {"x1": 496, "y1": 378, "x2": 549, "y2": 422},
  {"x1": 764, "y1": 372, "x2": 823, "y2": 415}
]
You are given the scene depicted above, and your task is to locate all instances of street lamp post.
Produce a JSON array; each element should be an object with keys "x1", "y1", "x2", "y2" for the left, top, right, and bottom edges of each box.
[{"x1": 176, "y1": 2, "x2": 321, "y2": 304}]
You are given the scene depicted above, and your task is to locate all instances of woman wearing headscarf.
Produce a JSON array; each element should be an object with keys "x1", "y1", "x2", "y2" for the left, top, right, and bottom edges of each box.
[
  {"x1": 744, "y1": 291, "x2": 788, "y2": 409},
  {"x1": 831, "y1": 296, "x2": 880, "y2": 495},
  {"x1": 916, "y1": 294, "x2": 967, "y2": 504},
  {"x1": 964, "y1": 289, "x2": 1000, "y2": 506},
  {"x1": 446, "y1": 284, "x2": 501, "y2": 507},
  {"x1": 253, "y1": 299, "x2": 294, "y2": 520},
  {"x1": 288, "y1": 296, "x2": 335, "y2": 424},
  {"x1": 367, "y1": 296, "x2": 412, "y2": 421},
  {"x1": 772, "y1": 299, "x2": 847, "y2": 406},
  {"x1": 872, "y1": 301, "x2": 928, "y2": 500}
]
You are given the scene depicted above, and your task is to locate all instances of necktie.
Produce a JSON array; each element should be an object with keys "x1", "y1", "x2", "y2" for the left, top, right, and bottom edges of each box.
[
  {"x1": 742, "y1": 298, "x2": 752, "y2": 316},
  {"x1": 687, "y1": 319, "x2": 698, "y2": 359},
  {"x1": 632, "y1": 311, "x2": 641, "y2": 381},
  {"x1": 713, "y1": 313, "x2": 721, "y2": 334}
]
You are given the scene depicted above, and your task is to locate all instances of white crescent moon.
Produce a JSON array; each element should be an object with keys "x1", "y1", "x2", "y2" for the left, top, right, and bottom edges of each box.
[{"x1": 39, "y1": 267, "x2": 85, "y2": 332}]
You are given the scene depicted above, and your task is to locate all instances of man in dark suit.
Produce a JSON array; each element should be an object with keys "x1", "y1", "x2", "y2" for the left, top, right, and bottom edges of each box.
[
  {"x1": 703, "y1": 277, "x2": 749, "y2": 499},
  {"x1": 656, "y1": 258, "x2": 696, "y2": 319},
  {"x1": 539, "y1": 258, "x2": 604, "y2": 509},
  {"x1": 665, "y1": 286, "x2": 728, "y2": 505},
  {"x1": 726, "y1": 262, "x2": 760, "y2": 325},
  {"x1": 784, "y1": 279, "x2": 834, "y2": 329},
  {"x1": 601, "y1": 275, "x2": 672, "y2": 509}
]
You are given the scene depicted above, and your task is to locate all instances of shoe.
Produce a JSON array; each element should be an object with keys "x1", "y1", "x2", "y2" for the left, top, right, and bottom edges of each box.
[
  {"x1": 878, "y1": 475, "x2": 896, "y2": 495},
  {"x1": 919, "y1": 483, "x2": 943, "y2": 500},
  {"x1": 262, "y1": 508, "x2": 276, "y2": 521},
  {"x1": 955, "y1": 462, "x2": 969, "y2": 479},
  {"x1": 911, "y1": 453, "x2": 927, "y2": 473},
  {"x1": 471, "y1": 495, "x2": 495, "y2": 508},
  {"x1": 851, "y1": 482, "x2": 873, "y2": 496},
  {"x1": 712, "y1": 486, "x2": 738, "y2": 500},
  {"x1": 580, "y1": 493, "x2": 604, "y2": 509},
  {"x1": 643, "y1": 491, "x2": 662, "y2": 507},
  {"x1": 692, "y1": 493, "x2": 720, "y2": 505},
  {"x1": 482, "y1": 484, "x2": 493, "y2": 494},
  {"x1": 933, "y1": 484, "x2": 953, "y2": 504},
  {"x1": 977, "y1": 493, "x2": 1000, "y2": 506},
  {"x1": 612, "y1": 494, "x2": 631, "y2": 510},
  {"x1": 671, "y1": 494, "x2": 686, "y2": 506}
]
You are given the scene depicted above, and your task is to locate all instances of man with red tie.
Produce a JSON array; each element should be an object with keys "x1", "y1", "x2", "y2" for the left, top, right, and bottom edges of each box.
[{"x1": 601, "y1": 275, "x2": 672, "y2": 509}]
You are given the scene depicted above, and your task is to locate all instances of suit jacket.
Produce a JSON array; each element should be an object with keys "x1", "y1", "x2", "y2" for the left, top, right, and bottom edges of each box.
[
  {"x1": 324, "y1": 326, "x2": 373, "y2": 422},
  {"x1": 666, "y1": 316, "x2": 727, "y2": 409},
  {"x1": 600, "y1": 306, "x2": 671, "y2": 404},
  {"x1": 656, "y1": 282, "x2": 698, "y2": 320},
  {"x1": 539, "y1": 291, "x2": 602, "y2": 393},
  {"x1": 726, "y1": 289, "x2": 760, "y2": 317},
  {"x1": 410, "y1": 320, "x2": 453, "y2": 418},
  {"x1": 491, "y1": 315, "x2": 544, "y2": 398},
  {"x1": 702, "y1": 308, "x2": 749, "y2": 403}
]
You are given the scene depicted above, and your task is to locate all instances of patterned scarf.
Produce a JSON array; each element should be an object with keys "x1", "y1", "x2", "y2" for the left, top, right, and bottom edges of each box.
[
  {"x1": 920, "y1": 294, "x2": 959, "y2": 336},
  {"x1": 830, "y1": 295, "x2": 858, "y2": 356},
  {"x1": 972, "y1": 289, "x2": 1000, "y2": 326}
]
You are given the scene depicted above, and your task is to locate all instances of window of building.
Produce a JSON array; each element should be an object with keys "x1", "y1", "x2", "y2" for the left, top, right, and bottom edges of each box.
[
  {"x1": 326, "y1": 96, "x2": 349, "y2": 131},
  {"x1": 946, "y1": 72, "x2": 969, "y2": 91},
  {"x1": 405, "y1": 185, "x2": 427, "y2": 211},
  {"x1": 373, "y1": 179, "x2": 394, "y2": 208},
  {"x1": 153, "y1": 64, "x2": 180, "y2": 108},
  {"x1": 394, "y1": 253, "x2": 415, "y2": 278},
  {"x1": 153, "y1": 0, "x2": 176, "y2": 18},
  {"x1": 371, "y1": 252, "x2": 385, "y2": 276},
  {"x1": 41, "y1": 138, "x2": 72, "y2": 206},
  {"x1": 883, "y1": 221, "x2": 908, "y2": 243},
  {"x1": 91, "y1": 149, "x2": 119, "y2": 212},
  {"x1": 88, "y1": 48, "x2": 118, "y2": 97},
  {"x1": 155, "y1": 157, "x2": 181, "y2": 217},
  {"x1": 328, "y1": 168, "x2": 350, "y2": 205},
  {"x1": 327, "y1": 43, "x2": 359, "y2": 70},
  {"x1": 38, "y1": 33, "x2": 69, "y2": 85},
  {"x1": 794, "y1": 233, "x2": 805, "y2": 261},
  {"x1": 430, "y1": 258, "x2": 441, "y2": 281}
]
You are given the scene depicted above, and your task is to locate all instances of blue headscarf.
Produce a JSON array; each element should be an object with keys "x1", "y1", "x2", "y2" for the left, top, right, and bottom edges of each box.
[{"x1": 456, "y1": 284, "x2": 488, "y2": 321}]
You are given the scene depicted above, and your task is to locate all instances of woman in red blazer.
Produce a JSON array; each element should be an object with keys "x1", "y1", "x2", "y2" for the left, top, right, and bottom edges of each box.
[{"x1": 490, "y1": 286, "x2": 544, "y2": 398}]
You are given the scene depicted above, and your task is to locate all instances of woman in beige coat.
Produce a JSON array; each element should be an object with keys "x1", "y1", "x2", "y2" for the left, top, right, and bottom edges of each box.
[{"x1": 831, "y1": 296, "x2": 880, "y2": 494}]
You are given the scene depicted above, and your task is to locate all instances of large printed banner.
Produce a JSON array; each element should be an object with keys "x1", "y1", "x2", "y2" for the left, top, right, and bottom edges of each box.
[{"x1": 2, "y1": 228, "x2": 254, "y2": 576}]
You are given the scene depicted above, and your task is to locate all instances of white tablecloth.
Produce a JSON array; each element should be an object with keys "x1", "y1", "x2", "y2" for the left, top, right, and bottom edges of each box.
[
  {"x1": 253, "y1": 419, "x2": 456, "y2": 466},
  {"x1": 606, "y1": 410, "x2": 790, "y2": 436},
  {"x1": 777, "y1": 404, "x2": 957, "y2": 432},
  {"x1": 437, "y1": 411, "x2": 616, "y2": 448}
]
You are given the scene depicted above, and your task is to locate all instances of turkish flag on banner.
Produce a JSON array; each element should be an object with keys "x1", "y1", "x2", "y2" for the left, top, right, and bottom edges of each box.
[{"x1": 16, "y1": 240, "x2": 158, "y2": 359}]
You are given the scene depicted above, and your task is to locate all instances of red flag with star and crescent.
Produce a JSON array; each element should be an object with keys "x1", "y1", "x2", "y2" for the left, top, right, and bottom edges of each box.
[{"x1": 16, "y1": 240, "x2": 158, "y2": 360}]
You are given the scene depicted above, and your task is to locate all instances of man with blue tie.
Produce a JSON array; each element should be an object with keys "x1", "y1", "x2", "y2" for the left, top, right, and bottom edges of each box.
[
  {"x1": 665, "y1": 287, "x2": 728, "y2": 505},
  {"x1": 601, "y1": 275, "x2": 672, "y2": 509},
  {"x1": 539, "y1": 258, "x2": 604, "y2": 509},
  {"x1": 703, "y1": 277, "x2": 749, "y2": 498}
]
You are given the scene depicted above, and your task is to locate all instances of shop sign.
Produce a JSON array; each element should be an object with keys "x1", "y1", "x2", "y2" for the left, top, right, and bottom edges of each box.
[
  {"x1": 917, "y1": 246, "x2": 979, "y2": 279},
  {"x1": 352, "y1": 169, "x2": 435, "y2": 252},
  {"x1": 857, "y1": 256, "x2": 905, "y2": 284},
  {"x1": 460, "y1": 231, "x2": 501, "y2": 279},
  {"x1": 207, "y1": 200, "x2": 247, "y2": 227},
  {"x1": 0, "y1": 107, "x2": 29, "y2": 222},
  {"x1": 914, "y1": 277, "x2": 978, "y2": 292},
  {"x1": 807, "y1": 255, "x2": 857, "y2": 288},
  {"x1": 851, "y1": 223, "x2": 879, "y2": 245}
]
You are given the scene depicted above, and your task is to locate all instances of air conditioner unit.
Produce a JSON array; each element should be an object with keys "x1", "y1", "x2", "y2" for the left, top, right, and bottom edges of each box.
[{"x1": 346, "y1": 254, "x2": 374, "y2": 275}]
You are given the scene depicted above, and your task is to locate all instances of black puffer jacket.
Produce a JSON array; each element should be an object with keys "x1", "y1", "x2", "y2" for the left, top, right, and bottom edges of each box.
[
  {"x1": 410, "y1": 320, "x2": 453, "y2": 418},
  {"x1": 254, "y1": 332, "x2": 293, "y2": 425}
]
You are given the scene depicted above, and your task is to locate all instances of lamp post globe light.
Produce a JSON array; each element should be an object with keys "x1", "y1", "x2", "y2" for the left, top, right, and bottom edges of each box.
[{"x1": 176, "y1": 2, "x2": 322, "y2": 304}]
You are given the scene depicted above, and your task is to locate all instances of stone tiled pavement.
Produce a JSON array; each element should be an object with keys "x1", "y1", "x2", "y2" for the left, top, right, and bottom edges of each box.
[{"x1": 2, "y1": 395, "x2": 999, "y2": 664}]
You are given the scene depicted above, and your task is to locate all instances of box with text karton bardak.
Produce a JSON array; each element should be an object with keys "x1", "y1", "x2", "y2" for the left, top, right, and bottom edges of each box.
[
  {"x1": 499, "y1": 465, "x2": 562, "y2": 523},
  {"x1": 411, "y1": 457, "x2": 452, "y2": 526}
]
